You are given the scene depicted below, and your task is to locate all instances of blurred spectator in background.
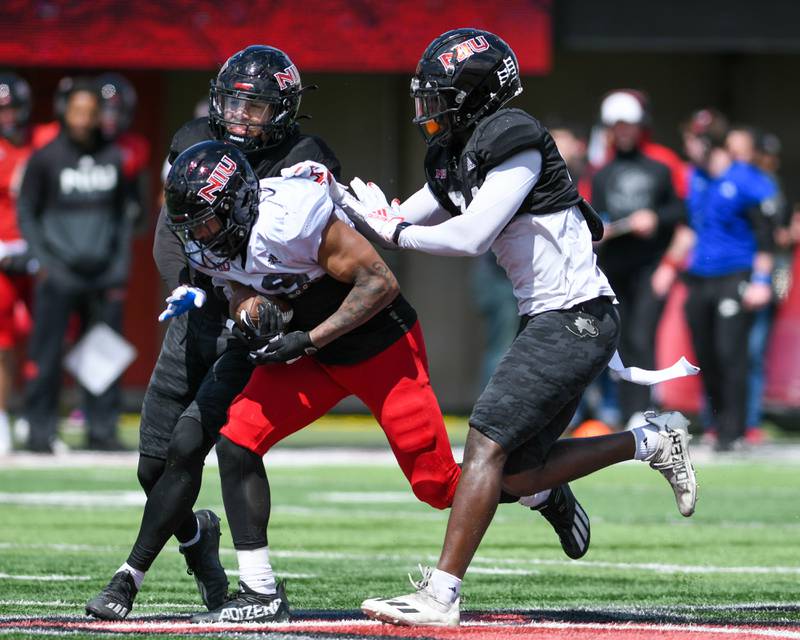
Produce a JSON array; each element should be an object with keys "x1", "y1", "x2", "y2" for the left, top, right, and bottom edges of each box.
[
  {"x1": 547, "y1": 119, "x2": 592, "y2": 198},
  {"x1": 17, "y1": 78, "x2": 133, "y2": 452},
  {"x1": 548, "y1": 119, "x2": 620, "y2": 429},
  {"x1": 96, "y1": 73, "x2": 150, "y2": 234},
  {"x1": 679, "y1": 109, "x2": 777, "y2": 451},
  {"x1": 0, "y1": 73, "x2": 37, "y2": 454},
  {"x1": 470, "y1": 254, "x2": 517, "y2": 390},
  {"x1": 725, "y1": 127, "x2": 790, "y2": 443},
  {"x1": 592, "y1": 90, "x2": 685, "y2": 428}
]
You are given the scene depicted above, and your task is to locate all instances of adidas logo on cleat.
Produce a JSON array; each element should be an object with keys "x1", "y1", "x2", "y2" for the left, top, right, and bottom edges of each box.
[
  {"x1": 105, "y1": 602, "x2": 129, "y2": 617},
  {"x1": 218, "y1": 599, "x2": 282, "y2": 622}
]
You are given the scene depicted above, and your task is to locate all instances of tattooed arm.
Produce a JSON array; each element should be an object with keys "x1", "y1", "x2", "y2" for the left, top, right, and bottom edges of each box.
[{"x1": 309, "y1": 218, "x2": 399, "y2": 348}]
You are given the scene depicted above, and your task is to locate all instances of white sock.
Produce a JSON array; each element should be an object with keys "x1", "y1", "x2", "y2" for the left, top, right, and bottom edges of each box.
[
  {"x1": 117, "y1": 563, "x2": 145, "y2": 590},
  {"x1": 237, "y1": 547, "x2": 276, "y2": 595},
  {"x1": 631, "y1": 426, "x2": 660, "y2": 461},
  {"x1": 518, "y1": 490, "x2": 551, "y2": 509},
  {"x1": 178, "y1": 517, "x2": 201, "y2": 549},
  {"x1": 429, "y1": 568, "x2": 461, "y2": 605}
]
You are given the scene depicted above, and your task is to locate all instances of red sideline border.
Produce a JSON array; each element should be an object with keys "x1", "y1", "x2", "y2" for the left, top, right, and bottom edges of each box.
[{"x1": 2, "y1": 613, "x2": 800, "y2": 640}]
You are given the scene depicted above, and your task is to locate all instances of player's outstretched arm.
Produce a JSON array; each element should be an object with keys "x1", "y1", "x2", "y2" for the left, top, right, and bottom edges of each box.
[{"x1": 310, "y1": 218, "x2": 399, "y2": 349}]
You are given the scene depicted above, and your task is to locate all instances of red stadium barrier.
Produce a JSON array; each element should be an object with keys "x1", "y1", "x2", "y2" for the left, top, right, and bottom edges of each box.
[
  {"x1": 0, "y1": 1, "x2": 551, "y2": 73},
  {"x1": 764, "y1": 245, "x2": 800, "y2": 423}
]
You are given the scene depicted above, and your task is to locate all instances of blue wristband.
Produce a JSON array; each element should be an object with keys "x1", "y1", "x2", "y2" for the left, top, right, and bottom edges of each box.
[{"x1": 751, "y1": 272, "x2": 772, "y2": 285}]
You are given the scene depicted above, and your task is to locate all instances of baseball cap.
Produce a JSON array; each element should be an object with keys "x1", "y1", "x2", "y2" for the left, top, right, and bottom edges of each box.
[{"x1": 600, "y1": 91, "x2": 645, "y2": 126}]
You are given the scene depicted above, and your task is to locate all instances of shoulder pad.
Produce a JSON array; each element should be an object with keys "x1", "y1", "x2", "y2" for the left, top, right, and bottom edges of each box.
[
  {"x1": 282, "y1": 135, "x2": 341, "y2": 179},
  {"x1": 168, "y1": 118, "x2": 213, "y2": 163},
  {"x1": 260, "y1": 177, "x2": 333, "y2": 243},
  {"x1": 467, "y1": 108, "x2": 546, "y2": 172}
]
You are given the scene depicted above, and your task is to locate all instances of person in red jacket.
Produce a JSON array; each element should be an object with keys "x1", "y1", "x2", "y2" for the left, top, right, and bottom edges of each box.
[{"x1": 0, "y1": 72, "x2": 46, "y2": 454}]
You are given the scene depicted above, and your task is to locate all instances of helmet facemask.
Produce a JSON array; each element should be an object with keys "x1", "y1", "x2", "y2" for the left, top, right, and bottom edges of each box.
[
  {"x1": 410, "y1": 77, "x2": 466, "y2": 146},
  {"x1": 209, "y1": 82, "x2": 295, "y2": 152}
]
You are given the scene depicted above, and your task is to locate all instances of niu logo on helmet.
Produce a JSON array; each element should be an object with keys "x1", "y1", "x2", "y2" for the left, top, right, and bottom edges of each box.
[
  {"x1": 273, "y1": 64, "x2": 299, "y2": 90},
  {"x1": 437, "y1": 36, "x2": 489, "y2": 72},
  {"x1": 198, "y1": 155, "x2": 236, "y2": 204}
]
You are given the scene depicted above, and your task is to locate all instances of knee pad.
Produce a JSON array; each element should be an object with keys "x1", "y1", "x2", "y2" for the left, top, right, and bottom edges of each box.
[
  {"x1": 137, "y1": 455, "x2": 165, "y2": 495},
  {"x1": 408, "y1": 450, "x2": 460, "y2": 510}
]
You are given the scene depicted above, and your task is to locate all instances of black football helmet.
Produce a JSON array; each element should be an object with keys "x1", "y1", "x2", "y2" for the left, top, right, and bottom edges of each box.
[
  {"x1": 0, "y1": 72, "x2": 32, "y2": 141},
  {"x1": 411, "y1": 28, "x2": 523, "y2": 146},
  {"x1": 96, "y1": 73, "x2": 137, "y2": 139},
  {"x1": 165, "y1": 141, "x2": 260, "y2": 268},
  {"x1": 209, "y1": 45, "x2": 304, "y2": 152}
]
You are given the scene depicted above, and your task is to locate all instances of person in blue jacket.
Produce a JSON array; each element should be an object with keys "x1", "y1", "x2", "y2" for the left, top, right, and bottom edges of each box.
[{"x1": 679, "y1": 109, "x2": 778, "y2": 451}]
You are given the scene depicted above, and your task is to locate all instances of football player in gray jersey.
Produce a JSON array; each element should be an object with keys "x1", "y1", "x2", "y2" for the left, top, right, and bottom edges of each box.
[{"x1": 352, "y1": 28, "x2": 699, "y2": 627}]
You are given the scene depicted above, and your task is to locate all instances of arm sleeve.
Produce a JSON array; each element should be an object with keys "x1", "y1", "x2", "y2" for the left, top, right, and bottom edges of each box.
[
  {"x1": 398, "y1": 149, "x2": 542, "y2": 256},
  {"x1": 153, "y1": 205, "x2": 191, "y2": 290},
  {"x1": 398, "y1": 184, "x2": 452, "y2": 226}
]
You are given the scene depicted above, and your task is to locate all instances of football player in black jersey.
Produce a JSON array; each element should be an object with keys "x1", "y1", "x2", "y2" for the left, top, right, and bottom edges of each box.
[
  {"x1": 353, "y1": 29, "x2": 698, "y2": 626},
  {"x1": 86, "y1": 45, "x2": 339, "y2": 622}
]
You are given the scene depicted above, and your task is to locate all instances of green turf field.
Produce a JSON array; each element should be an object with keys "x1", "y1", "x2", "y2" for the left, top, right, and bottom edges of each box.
[{"x1": 0, "y1": 448, "x2": 798, "y2": 631}]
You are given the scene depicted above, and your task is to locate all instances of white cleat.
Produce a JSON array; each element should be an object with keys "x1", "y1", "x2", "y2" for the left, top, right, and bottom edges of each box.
[
  {"x1": 361, "y1": 566, "x2": 460, "y2": 627},
  {"x1": 644, "y1": 411, "x2": 697, "y2": 517}
]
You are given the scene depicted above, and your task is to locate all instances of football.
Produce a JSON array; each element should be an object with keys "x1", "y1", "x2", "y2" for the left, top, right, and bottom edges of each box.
[{"x1": 229, "y1": 286, "x2": 293, "y2": 330}]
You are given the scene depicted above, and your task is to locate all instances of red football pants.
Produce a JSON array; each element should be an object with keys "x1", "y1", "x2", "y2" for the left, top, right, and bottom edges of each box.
[{"x1": 221, "y1": 321, "x2": 461, "y2": 509}]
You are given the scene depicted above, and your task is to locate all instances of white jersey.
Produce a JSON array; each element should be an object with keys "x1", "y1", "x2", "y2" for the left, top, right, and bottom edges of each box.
[
  {"x1": 492, "y1": 207, "x2": 615, "y2": 316},
  {"x1": 191, "y1": 176, "x2": 352, "y2": 296}
]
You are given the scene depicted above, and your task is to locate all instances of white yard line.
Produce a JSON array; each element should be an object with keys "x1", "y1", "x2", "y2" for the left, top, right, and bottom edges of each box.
[
  {"x1": 0, "y1": 540, "x2": 796, "y2": 577},
  {"x1": 0, "y1": 573, "x2": 91, "y2": 582},
  {"x1": 3, "y1": 442, "x2": 800, "y2": 469}
]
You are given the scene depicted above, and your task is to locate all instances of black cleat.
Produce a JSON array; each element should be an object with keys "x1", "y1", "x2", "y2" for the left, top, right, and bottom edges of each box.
[
  {"x1": 180, "y1": 509, "x2": 230, "y2": 610},
  {"x1": 190, "y1": 580, "x2": 290, "y2": 623},
  {"x1": 85, "y1": 571, "x2": 138, "y2": 620},
  {"x1": 533, "y1": 484, "x2": 590, "y2": 559}
]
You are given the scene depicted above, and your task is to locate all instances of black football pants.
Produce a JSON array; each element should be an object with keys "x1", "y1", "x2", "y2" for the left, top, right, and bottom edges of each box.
[
  {"x1": 24, "y1": 276, "x2": 124, "y2": 450},
  {"x1": 127, "y1": 305, "x2": 253, "y2": 571},
  {"x1": 683, "y1": 271, "x2": 753, "y2": 447}
]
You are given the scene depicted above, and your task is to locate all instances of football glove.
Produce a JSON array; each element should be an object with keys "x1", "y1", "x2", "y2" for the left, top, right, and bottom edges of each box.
[
  {"x1": 281, "y1": 160, "x2": 346, "y2": 204},
  {"x1": 158, "y1": 285, "x2": 206, "y2": 322},
  {"x1": 249, "y1": 331, "x2": 317, "y2": 364},
  {"x1": 230, "y1": 298, "x2": 286, "y2": 349},
  {"x1": 348, "y1": 177, "x2": 409, "y2": 244}
]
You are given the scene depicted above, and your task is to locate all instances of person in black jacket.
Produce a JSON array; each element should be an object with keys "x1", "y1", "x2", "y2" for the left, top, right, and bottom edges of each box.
[
  {"x1": 591, "y1": 91, "x2": 685, "y2": 428},
  {"x1": 17, "y1": 78, "x2": 132, "y2": 453},
  {"x1": 86, "y1": 46, "x2": 340, "y2": 621}
]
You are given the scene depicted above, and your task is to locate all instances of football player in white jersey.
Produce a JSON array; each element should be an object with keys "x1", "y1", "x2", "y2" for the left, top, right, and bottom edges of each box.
[
  {"x1": 163, "y1": 139, "x2": 465, "y2": 623},
  {"x1": 350, "y1": 29, "x2": 699, "y2": 627}
]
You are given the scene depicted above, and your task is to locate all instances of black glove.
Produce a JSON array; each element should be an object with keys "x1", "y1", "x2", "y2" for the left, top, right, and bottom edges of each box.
[
  {"x1": 249, "y1": 331, "x2": 317, "y2": 364},
  {"x1": 231, "y1": 299, "x2": 286, "y2": 350}
]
